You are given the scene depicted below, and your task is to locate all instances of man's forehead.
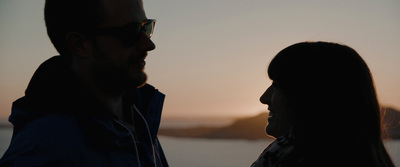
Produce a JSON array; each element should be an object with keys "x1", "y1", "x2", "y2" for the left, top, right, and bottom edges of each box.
[{"x1": 100, "y1": 0, "x2": 146, "y2": 26}]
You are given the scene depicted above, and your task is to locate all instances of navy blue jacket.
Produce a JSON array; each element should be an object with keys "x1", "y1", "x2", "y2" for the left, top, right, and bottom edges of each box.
[{"x1": 0, "y1": 56, "x2": 169, "y2": 167}]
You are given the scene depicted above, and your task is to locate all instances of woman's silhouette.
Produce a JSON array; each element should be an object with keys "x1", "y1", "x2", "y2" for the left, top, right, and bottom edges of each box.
[{"x1": 252, "y1": 42, "x2": 394, "y2": 167}]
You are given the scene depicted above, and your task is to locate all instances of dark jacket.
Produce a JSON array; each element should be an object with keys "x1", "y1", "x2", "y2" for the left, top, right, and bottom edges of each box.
[{"x1": 0, "y1": 56, "x2": 168, "y2": 167}]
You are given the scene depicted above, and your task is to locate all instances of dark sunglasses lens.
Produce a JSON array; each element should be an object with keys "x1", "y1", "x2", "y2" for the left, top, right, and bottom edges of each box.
[{"x1": 145, "y1": 21, "x2": 155, "y2": 38}]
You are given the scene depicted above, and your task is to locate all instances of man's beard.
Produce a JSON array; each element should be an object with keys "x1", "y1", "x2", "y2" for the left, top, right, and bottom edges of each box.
[
  {"x1": 92, "y1": 47, "x2": 147, "y2": 96},
  {"x1": 93, "y1": 64, "x2": 147, "y2": 95}
]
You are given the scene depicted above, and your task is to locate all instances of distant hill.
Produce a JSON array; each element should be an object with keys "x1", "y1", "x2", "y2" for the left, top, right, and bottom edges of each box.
[
  {"x1": 158, "y1": 107, "x2": 400, "y2": 140},
  {"x1": 0, "y1": 121, "x2": 12, "y2": 128},
  {"x1": 201, "y1": 112, "x2": 272, "y2": 140},
  {"x1": 159, "y1": 112, "x2": 273, "y2": 140},
  {"x1": 383, "y1": 107, "x2": 400, "y2": 139}
]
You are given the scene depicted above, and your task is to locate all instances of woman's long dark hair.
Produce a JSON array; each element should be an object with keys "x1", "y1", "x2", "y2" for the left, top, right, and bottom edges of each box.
[{"x1": 268, "y1": 42, "x2": 394, "y2": 166}]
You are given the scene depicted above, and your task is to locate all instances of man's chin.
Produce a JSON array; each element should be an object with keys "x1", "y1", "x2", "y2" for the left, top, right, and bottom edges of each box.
[
  {"x1": 136, "y1": 81, "x2": 147, "y2": 88},
  {"x1": 131, "y1": 73, "x2": 147, "y2": 88}
]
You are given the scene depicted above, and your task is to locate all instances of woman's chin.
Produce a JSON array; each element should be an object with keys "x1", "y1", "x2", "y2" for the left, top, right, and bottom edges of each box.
[{"x1": 265, "y1": 124, "x2": 278, "y2": 138}]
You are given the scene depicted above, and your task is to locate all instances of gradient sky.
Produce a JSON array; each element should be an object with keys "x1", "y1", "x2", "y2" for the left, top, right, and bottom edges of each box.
[{"x1": 0, "y1": 0, "x2": 399, "y2": 121}]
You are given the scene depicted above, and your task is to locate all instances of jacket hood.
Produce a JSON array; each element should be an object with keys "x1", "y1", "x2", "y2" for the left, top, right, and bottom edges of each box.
[
  {"x1": 9, "y1": 56, "x2": 165, "y2": 135},
  {"x1": 5, "y1": 56, "x2": 168, "y2": 167},
  {"x1": 10, "y1": 56, "x2": 91, "y2": 126},
  {"x1": 10, "y1": 56, "x2": 164, "y2": 129}
]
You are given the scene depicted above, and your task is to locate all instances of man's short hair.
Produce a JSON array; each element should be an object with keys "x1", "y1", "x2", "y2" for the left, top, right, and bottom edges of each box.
[{"x1": 44, "y1": 0, "x2": 105, "y2": 55}]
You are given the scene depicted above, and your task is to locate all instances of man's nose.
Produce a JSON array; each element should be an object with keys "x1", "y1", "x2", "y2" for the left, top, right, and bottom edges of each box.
[{"x1": 137, "y1": 32, "x2": 156, "y2": 51}]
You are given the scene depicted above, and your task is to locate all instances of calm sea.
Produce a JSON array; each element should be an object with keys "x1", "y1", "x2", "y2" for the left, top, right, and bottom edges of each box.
[{"x1": 0, "y1": 128, "x2": 399, "y2": 166}]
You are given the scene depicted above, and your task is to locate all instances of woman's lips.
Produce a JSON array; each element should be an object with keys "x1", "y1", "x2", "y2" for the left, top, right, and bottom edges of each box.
[{"x1": 268, "y1": 108, "x2": 274, "y2": 121}]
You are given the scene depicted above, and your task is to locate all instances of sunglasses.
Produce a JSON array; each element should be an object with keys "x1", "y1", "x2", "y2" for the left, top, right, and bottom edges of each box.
[{"x1": 84, "y1": 19, "x2": 156, "y2": 46}]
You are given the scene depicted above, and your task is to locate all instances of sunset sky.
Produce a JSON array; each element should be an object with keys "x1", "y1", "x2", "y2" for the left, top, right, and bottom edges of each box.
[{"x1": 0, "y1": 0, "x2": 399, "y2": 121}]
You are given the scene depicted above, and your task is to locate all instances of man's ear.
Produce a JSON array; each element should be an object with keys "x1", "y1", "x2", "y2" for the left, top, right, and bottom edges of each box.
[{"x1": 66, "y1": 32, "x2": 92, "y2": 58}]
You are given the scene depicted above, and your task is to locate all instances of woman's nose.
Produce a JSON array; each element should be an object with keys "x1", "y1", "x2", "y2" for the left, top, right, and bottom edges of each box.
[{"x1": 260, "y1": 87, "x2": 272, "y2": 104}]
